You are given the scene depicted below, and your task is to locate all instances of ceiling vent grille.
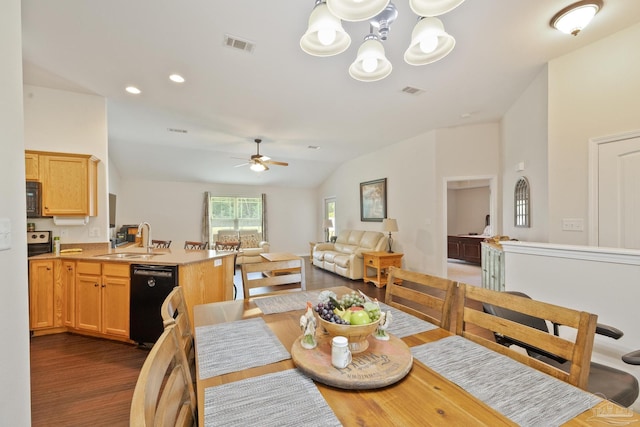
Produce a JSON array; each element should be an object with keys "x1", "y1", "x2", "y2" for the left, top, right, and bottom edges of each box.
[
  {"x1": 167, "y1": 128, "x2": 188, "y2": 134},
  {"x1": 224, "y1": 34, "x2": 255, "y2": 53},
  {"x1": 401, "y1": 86, "x2": 424, "y2": 95}
]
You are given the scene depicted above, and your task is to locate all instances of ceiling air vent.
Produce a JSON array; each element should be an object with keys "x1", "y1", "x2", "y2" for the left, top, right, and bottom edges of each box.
[
  {"x1": 401, "y1": 86, "x2": 424, "y2": 95},
  {"x1": 167, "y1": 128, "x2": 188, "y2": 134},
  {"x1": 223, "y1": 34, "x2": 255, "y2": 53}
]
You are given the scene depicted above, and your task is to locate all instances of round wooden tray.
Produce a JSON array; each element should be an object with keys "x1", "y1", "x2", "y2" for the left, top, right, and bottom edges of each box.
[{"x1": 291, "y1": 332, "x2": 413, "y2": 389}]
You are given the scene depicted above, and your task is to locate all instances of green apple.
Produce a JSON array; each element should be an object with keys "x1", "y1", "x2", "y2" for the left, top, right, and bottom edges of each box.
[{"x1": 349, "y1": 308, "x2": 371, "y2": 325}]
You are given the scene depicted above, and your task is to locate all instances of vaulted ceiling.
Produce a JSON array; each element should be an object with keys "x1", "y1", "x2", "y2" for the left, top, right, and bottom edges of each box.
[{"x1": 21, "y1": 1, "x2": 640, "y2": 187}]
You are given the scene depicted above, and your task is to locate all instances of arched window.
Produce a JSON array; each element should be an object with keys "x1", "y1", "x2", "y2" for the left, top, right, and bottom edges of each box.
[{"x1": 514, "y1": 177, "x2": 530, "y2": 227}]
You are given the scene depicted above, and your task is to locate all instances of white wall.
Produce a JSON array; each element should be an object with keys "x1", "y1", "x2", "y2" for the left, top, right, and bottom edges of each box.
[
  {"x1": 23, "y1": 84, "x2": 109, "y2": 244},
  {"x1": 501, "y1": 66, "x2": 549, "y2": 242},
  {"x1": 447, "y1": 187, "x2": 490, "y2": 235},
  {"x1": 547, "y1": 23, "x2": 640, "y2": 245},
  {"x1": 0, "y1": 0, "x2": 31, "y2": 423},
  {"x1": 117, "y1": 180, "x2": 316, "y2": 256},
  {"x1": 319, "y1": 122, "x2": 500, "y2": 277}
]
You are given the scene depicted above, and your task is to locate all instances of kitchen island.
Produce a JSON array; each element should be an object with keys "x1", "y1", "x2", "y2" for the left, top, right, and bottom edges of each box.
[{"x1": 28, "y1": 245, "x2": 236, "y2": 342}]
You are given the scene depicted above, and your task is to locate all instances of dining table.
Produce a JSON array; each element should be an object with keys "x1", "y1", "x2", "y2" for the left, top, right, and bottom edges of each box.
[{"x1": 193, "y1": 286, "x2": 640, "y2": 426}]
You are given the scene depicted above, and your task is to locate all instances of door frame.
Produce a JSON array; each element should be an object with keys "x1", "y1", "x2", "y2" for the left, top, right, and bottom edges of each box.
[
  {"x1": 588, "y1": 129, "x2": 640, "y2": 246},
  {"x1": 442, "y1": 174, "x2": 497, "y2": 276}
]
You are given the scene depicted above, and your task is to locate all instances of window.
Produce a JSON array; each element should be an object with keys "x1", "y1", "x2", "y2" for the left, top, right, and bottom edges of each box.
[
  {"x1": 208, "y1": 195, "x2": 264, "y2": 240},
  {"x1": 514, "y1": 177, "x2": 530, "y2": 227}
]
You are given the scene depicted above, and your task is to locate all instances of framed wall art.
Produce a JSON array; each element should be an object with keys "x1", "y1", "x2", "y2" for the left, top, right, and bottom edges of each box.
[{"x1": 360, "y1": 178, "x2": 387, "y2": 222}]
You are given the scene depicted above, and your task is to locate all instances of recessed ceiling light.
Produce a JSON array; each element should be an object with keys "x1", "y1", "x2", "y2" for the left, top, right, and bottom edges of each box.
[
  {"x1": 169, "y1": 74, "x2": 185, "y2": 83},
  {"x1": 125, "y1": 86, "x2": 141, "y2": 94}
]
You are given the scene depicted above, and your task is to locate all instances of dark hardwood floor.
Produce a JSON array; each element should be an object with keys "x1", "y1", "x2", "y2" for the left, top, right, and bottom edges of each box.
[{"x1": 30, "y1": 257, "x2": 383, "y2": 426}]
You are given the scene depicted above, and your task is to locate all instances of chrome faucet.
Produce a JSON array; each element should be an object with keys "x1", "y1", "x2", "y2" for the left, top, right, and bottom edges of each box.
[{"x1": 137, "y1": 222, "x2": 152, "y2": 250}]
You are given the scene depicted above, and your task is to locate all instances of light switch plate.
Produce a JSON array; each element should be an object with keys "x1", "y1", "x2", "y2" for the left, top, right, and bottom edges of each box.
[{"x1": 0, "y1": 218, "x2": 11, "y2": 251}]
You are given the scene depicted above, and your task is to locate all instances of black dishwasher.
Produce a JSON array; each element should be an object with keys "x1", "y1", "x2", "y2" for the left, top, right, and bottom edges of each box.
[{"x1": 129, "y1": 264, "x2": 178, "y2": 346}]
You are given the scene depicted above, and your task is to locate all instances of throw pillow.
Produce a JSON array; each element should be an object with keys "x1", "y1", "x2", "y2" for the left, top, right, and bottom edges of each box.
[
  {"x1": 241, "y1": 234, "x2": 259, "y2": 249},
  {"x1": 219, "y1": 233, "x2": 238, "y2": 243}
]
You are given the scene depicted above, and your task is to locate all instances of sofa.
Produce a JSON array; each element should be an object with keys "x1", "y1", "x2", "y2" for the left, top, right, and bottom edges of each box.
[
  {"x1": 312, "y1": 230, "x2": 387, "y2": 280},
  {"x1": 217, "y1": 229, "x2": 270, "y2": 265}
]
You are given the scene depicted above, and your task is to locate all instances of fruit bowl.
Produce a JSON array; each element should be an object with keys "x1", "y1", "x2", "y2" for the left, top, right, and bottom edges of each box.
[{"x1": 318, "y1": 315, "x2": 380, "y2": 354}]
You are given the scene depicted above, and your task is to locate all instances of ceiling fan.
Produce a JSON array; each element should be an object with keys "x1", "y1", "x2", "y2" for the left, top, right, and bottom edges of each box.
[{"x1": 234, "y1": 138, "x2": 289, "y2": 172}]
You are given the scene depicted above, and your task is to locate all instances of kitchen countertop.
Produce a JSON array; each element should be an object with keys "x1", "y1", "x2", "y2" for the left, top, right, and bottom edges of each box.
[{"x1": 28, "y1": 245, "x2": 236, "y2": 266}]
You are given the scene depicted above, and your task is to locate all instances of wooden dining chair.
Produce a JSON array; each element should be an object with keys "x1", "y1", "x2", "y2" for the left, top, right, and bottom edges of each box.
[
  {"x1": 484, "y1": 291, "x2": 639, "y2": 407},
  {"x1": 241, "y1": 258, "x2": 305, "y2": 300},
  {"x1": 130, "y1": 324, "x2": 196, "y2": 427},
  {"x1": 184, "y1": 241, "x2": 208, "y2": 250},
  {"x1": 454, "y1": 283, "x2": 598, "y2": 390},
  {"x1": 161, "y1": 286, "x2": 195, "y2": 383},
  {"x1": 385, "y1": 267, "x2": 457, "y2": 332},
  {"x1": 152, "y1": 239, "x2": 172, "y2": 249}
]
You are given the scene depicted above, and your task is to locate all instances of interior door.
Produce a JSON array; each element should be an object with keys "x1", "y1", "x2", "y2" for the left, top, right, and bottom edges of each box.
[{"x1": 598, "y1": 135, "x2": 640, "y2": 248}]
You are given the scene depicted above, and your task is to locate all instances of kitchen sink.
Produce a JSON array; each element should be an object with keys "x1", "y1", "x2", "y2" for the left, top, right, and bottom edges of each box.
[{"x1": 94, "y1": 252, "x2": 160, "y2": 259}]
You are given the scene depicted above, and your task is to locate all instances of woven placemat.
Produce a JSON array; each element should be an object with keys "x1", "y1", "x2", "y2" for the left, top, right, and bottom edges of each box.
[
  {"x1": 378, "y1": 302, "x2": 437, "y2": 338},
  {"x1": 254, "y1": 291, "x2": 322, "y2": 314},
  {"x1": 195, "y1": 317, "x2": 290, "y2": 379},
  {"x1": 204, "y1": 369, "x2": 342, "y2": 426},
  {"x1": 412, "y1": 335, "x2": 602, "y2": 427}
]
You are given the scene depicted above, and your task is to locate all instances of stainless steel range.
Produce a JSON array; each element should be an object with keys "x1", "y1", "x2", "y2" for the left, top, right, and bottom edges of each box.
[{"x1": 27, "y1": 231, "x2": 52, "y2": 257}]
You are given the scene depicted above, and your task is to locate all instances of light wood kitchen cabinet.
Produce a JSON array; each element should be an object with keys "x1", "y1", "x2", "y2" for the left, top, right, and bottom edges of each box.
[
  {"x1": 76, "y1": 261, "x2": 130, "y2": 339},
  {"x1": 25, "y1": 152, "x2": 39, "y2": 181},
  {"x1": 32, "y1": 151, "x2": 99, "y2": 217},
  {"x1": 29, "y1": 259, "x2": 57, "y2": 329},
  {"x1": 60, "y1": 260, "x2": 76, "y2": 328}
]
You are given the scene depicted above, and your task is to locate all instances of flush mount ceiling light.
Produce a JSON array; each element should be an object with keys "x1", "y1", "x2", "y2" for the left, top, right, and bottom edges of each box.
[
  {"x1": 169, "y1": 74, "x2": 185, "y2": 83},
  {"x1": 301, "y1": 0, "x2": 463, "y2": 82},
  {"x1": 551, "y1": 0, "x2": 603, "y2": 36},
  {"x1": 301, "y1": 0, "x2": 351, "y2": 56},
  {"x1": 125, "y1": 86, "x2": 141, "y2": 94}
]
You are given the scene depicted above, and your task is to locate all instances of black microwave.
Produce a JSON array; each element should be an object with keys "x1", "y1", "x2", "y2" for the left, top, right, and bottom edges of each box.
[{"x1": 26, "y1": 181, "x2": 42, "y2": 218}]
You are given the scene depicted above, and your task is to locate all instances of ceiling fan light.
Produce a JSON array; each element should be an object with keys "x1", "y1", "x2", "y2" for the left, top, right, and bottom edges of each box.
[
  {"x1": 404, "y1": 17, "x2": 455, "y2": 66},
  {"x1": 551, "y1": 0, "x2": 602, "y2": 36},
  {"x1": 349, "y1": 36, "x2": 392, "y2": 82},
  {"x1": 409, "y1": 0, "x2": 465, "y2": 17},
  {"x1": 301, "y1": 1, "x2": 351, "y2": 56},
  {"x1": 326, "y1": 0, "x2": 390, "y2": 22},
  {"x1": 250, "y1": 162, "x2": 266, "y2": 172}
]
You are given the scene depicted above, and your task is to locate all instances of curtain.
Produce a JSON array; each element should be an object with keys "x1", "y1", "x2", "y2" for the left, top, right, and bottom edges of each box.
[
  {"x1": 202, "y1": 191, "x2": 211, "y2": 245},
  {"x1": 261, "y1": 193, "x2": 268, "y2": 241}
]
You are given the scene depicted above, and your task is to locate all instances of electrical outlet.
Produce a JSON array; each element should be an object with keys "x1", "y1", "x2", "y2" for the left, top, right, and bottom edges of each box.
[
  {"x1": 89, "y1": 227, "x2": 100, "y2": 237},
  {"x1": 0, "y1": 218, "x2": 11, "y2": 251},
  {"x1": 59, "y1": 228, "x2": 68, "y2": 239},
  {"x1": 562, "y1": 218, "x2": 584, "y2": 231}
]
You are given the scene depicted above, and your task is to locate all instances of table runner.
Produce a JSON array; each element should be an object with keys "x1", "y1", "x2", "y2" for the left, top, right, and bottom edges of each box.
[
  {"x1": 195, "y1": 317, "x2": 290, "y2": 379},
  {"x1": 254, "y1": 291, "x2": 321, "y2": 314},
  {"x1": 411, "y1": 335, "x2": 602, "y2": 427},
  {"x1": 204, "y1": 369, "x2": 342, "y2": 427},
  {"x1": 378, "y1": 302, "x2": 437, "y2": 338}
]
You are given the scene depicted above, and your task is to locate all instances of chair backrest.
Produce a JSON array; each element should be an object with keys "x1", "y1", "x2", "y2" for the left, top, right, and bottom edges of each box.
[
  {"x1": 130, "y1": 324, "x2": 196, "y2": 427},
  {"x1": 152, "y1": 239, "x2": 172, "y2": 249},
  {"x1": 161, "y1": 287, "x2": 195, "y2": 384},
  {"x1": 385, "y1": 267, "x2": 457, "y2": 332},
  {"x1": 241, "y1": 258, "x2": 305, "y2": 299},
  {"x1": 454, "y1": 283, "x2": 598, "y2": 389},
  {"x1": 184, "y1": 241, "x2": 208, "y2": 250}
]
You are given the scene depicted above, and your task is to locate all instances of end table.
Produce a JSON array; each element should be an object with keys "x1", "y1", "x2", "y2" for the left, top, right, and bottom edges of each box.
[{"x1": 362, "y1": 251, "x2": 404, "y2": 288}]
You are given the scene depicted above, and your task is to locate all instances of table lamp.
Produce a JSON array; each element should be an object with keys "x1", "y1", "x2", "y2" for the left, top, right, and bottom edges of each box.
[
  {"x1": 323, "y1": 219, "x2": 333, "y2": 242},
  {"x1": 382, "y1": 218, "x2": 398, "y2": 253}
]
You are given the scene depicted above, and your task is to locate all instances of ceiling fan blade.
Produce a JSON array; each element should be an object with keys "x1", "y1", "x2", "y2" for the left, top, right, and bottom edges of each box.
[
  {"x1": 234, "y1": 162, "x2": 249, "y2": 168},
  {"x1": 265, "y1": 160, "x2": 288, "y2": 166}
]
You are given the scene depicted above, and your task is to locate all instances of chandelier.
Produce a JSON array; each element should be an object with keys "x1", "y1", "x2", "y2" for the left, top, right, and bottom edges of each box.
[{"x1": 300, "y1": 0, "x2": 464, "y2": 82}]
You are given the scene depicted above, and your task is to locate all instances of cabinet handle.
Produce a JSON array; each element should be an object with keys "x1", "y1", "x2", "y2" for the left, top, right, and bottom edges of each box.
[
  {"x1": 101, "y1": 284, "x2": 106, "y2": 288},
  {"x1": 94, "y1": 283, "x2": 99, "y2": 287}
]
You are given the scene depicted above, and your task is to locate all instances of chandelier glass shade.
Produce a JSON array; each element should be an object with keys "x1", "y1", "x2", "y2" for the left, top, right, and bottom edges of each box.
[
  {"x1": 327, "y1": 0, "x2": 390, "y2": 22},
  {"x1": 404, "y1": 17, "x2": 455, "y2": 66},
  {"x1": 349, "y1": 35, "x2": 393, "y2": 82},
  {"x1": 300, "y1": 1, "x2": 351, "y2": 56},
  {"x1": 409, "y1": 0, "x2": 465, "y2": 17}
]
